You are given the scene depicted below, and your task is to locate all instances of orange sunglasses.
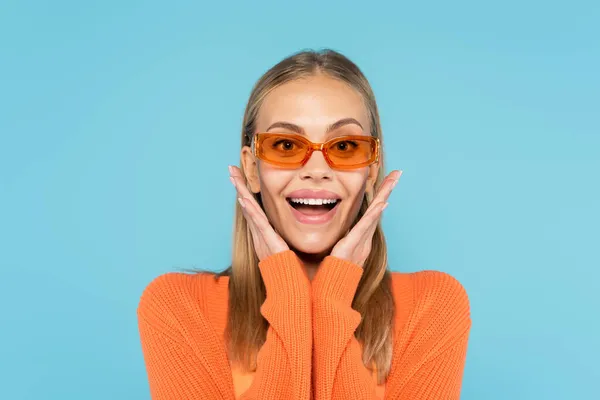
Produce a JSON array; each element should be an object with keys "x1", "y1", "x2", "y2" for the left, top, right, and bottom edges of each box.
[{"x1": 253, "y1": 132, "x2": 380, "y2": 170}]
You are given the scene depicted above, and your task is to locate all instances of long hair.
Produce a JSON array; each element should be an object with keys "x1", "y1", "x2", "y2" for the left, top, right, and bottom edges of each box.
[{"x1": 208, "y1": 49, "x2": 395, "y2": 384}]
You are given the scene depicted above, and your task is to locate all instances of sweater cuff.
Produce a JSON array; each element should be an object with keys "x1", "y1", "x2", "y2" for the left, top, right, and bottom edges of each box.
[
  {"x1": 258, "y1": 250, "x2": 311, "y2": 299},
  {"x1": 312, "y1": 255, "x2": 364, "y2": 306}
]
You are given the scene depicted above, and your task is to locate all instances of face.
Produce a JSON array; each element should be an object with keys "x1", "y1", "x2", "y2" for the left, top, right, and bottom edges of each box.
[{"x1": 241, "y1": 74, "x2": 379, "y2": 256}]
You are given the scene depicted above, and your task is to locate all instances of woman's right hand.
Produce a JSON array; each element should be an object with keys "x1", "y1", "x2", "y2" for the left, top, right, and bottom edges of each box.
[{"x1": 229, "y1": 165, "x2": 289, "y2": 261}]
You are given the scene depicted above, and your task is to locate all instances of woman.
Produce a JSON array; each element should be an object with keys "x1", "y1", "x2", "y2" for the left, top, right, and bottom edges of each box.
[{"x1": 137, "y1": 49, "x2": 471, "y2": 400}]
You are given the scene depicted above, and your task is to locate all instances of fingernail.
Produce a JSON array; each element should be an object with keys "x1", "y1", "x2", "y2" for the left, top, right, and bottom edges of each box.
[
  {"x1": 392, "y1": 180, "x2": 398, "y2": 189},
  {"x1": 395, "y1": 170, "x2": 403, "y2": 180},
  {"x1": 229, "y1": 176, "x2": 236, "y2": 187},
  {"x1": 382, "y1": 202, "x2": 389, "y2": 210},
  {"x1": 238, "y1": 197, "x2": 245, "y2": 208},
  {"x1": 228, "y1": 165, "x2": 233, "y2": 175}
]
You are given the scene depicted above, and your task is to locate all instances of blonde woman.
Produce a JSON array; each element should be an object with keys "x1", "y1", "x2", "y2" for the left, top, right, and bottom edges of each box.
[{"x1": 137, "y1": 49, "x2": 471, "y2": 400}]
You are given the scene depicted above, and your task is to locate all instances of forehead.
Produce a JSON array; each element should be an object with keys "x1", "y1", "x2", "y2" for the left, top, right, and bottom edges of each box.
[{"x1": 256, "y1": 75, "x2": 370, "y2": 137}]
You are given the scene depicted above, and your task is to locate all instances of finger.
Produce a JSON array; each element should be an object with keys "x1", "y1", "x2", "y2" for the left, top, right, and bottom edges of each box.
[
  {"x1": 238, "y1": 196, "x2": 278, "y2": 242},
  {"x1": 240, "y1": 196, "x2": 287, "y2": 252},
  {"x1": 359, "y1": 202, "x2": 388, "y2": 248},
  {"x1": 372, "y1": 170, "x2": 402, "y2": 206},
  {"x1": 240, "y1": 197, "x2": 271, "y2": 232},
  {"x1": 228, "y1": 166, "x2": 252, "y2": 197},
  {"x1": 229, "y1": 176, "x2": 264, "y2": 219},
  {"x1": 365, "y1": 170, "x2": 401, "y2": 220},
  {"x1": 241, "y1": 197, "x2": 283, "y2": 245},
  {"x1": 346, "y1": 201, "x2": 388, "y2": 242},
  {"x1": 229, "y1": 165, "x2": 244, "y2": 178},
  {"x1": 362, "y1": 203, "x2": 386, "y2": 241},
  {"x1": 238, "y1": 197, "x2": 264, "y2": 245},
  {"x1": 232, "y1": 181, "x2": 279, "y2": 251},
  {"x1": 229, "y1": 166, "x2": 266, "y2": 217}
]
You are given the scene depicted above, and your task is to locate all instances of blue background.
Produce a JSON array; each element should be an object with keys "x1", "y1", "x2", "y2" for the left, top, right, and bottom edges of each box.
[{"x1": 1, "y1": 1, "x2": 598, "y2": 399}]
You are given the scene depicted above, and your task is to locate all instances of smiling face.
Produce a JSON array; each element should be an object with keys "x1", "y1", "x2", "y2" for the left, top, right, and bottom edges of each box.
[{"x1": 241, "y1": 73, "x2": 379, "y2": 256}]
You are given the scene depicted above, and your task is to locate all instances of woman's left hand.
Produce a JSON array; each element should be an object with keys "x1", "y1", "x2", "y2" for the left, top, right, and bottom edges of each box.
[{"x1": 330, "y1": 170, "x2": 402, "y2": 267}]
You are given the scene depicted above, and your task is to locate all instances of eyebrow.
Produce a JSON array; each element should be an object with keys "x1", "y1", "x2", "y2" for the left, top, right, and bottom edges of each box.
[{"x1": 266, "y1": 118, "x2": 364, "y2": 135}]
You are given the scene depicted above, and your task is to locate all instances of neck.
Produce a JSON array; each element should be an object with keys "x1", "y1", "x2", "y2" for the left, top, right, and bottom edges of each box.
[{"x1": 291, "y1": 248, "x2": 331, "y2": 281}]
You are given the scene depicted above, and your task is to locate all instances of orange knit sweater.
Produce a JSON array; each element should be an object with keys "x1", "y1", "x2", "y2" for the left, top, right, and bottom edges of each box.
[{"x1": 137, "y1": 250, "x2": 471, "y2": 399}]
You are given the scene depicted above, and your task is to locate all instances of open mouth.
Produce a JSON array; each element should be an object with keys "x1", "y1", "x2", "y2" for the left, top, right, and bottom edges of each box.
[{"x1": 286, "y1": 197, "x2": 341, "y2": 216}]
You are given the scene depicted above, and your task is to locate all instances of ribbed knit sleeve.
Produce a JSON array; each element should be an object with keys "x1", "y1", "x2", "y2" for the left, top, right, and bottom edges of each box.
[
  {"x1": 137, "y1": 250, "x2": 312, "y2": 400},
  {"x1": 239, "y1": 250, "x2": 313, "y2": 400},
  {"x1": 311, "y1": 258, "x2": 471, "y2": 400}
]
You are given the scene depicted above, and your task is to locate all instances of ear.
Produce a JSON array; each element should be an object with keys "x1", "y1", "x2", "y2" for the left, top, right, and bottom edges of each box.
[
  {"x1": 365, "y1": 162, "x2": 379, "y2": 198},
  {"x1": 240, "y1": 146, "x2": 261, "y2": 193}
]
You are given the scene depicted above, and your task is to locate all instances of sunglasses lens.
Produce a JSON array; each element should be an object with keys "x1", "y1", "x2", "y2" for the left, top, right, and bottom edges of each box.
[
  {"x1": 257, "y1": 135, "x2": 309, "y2": 166},
  {"x1": 326, "y1": 137, "x2": 376, "y2": 168}
]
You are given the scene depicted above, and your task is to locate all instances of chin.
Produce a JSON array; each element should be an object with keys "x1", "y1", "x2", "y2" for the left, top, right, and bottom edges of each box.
[{"x1": 283, "y1": 231, "x2": 339, "y2": 256}]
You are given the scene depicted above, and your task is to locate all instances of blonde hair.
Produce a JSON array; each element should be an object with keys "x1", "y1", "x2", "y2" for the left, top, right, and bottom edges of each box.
[{"x1": 215, "y1": 48, "x2": 395, "y2": 384}]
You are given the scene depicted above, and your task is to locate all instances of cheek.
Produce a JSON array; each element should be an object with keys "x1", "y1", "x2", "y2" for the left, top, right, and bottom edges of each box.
[
  {"x1": 338, "y1": 171, "x2": 369, "y2": 219},
  {"x1": 346, "y1": 185, "x2": 367, "y2": 217},
  {"x1": 257, "y1": 164, "x2": 294, "y2": 194},
  {"x1": 339, "y1": 169, "x2": 370, "y2": 201},
  {"x1": 256, "y1": 164, "x2": 294, "y2": 214}
]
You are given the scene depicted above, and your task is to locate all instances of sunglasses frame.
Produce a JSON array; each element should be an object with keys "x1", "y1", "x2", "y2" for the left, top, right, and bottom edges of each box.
[{"x1": 252, "y1": 132, "x2": 380, "y2": 170}]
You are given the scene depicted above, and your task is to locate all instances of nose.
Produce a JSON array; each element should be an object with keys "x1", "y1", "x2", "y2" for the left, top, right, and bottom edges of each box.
[{"x1": 299, "y1": 150, "x2": 333, "y2": 181}]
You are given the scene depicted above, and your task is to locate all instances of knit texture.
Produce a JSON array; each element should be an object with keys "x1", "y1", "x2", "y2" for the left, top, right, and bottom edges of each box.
[{"x1": 137, "y1": 250, "x2": 471, "y2": 399}]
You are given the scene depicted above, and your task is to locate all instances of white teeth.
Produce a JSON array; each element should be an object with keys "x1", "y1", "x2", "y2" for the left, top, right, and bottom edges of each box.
[{"x1": 289, "y1": 198, "x2": 339, "y2": 206}]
